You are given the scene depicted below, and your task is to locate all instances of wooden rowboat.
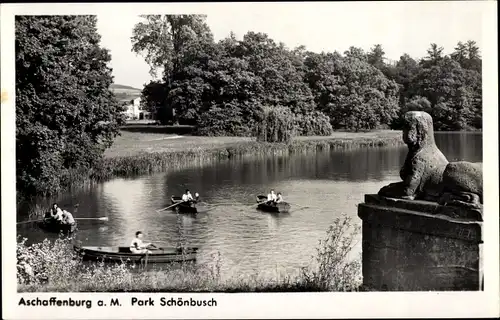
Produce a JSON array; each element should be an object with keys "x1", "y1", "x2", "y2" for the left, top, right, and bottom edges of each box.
[
  {"x1": 171, "y1": 196, "x2": 198, "y2": 214},
  {"x1": 256, "y1": 195, "x2": 291, "y2": 213},
  {"x1": 74, "y1": 245, "x2": 198, "y2": 264},
  {"x1": 38, "y1": 218, "x2": 77, "y2": 233}
]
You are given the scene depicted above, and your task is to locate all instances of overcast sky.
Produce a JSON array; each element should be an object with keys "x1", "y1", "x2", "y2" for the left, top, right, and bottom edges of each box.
[{"x1": 95, "y1": 1, "x2": 486, "y2": 89}]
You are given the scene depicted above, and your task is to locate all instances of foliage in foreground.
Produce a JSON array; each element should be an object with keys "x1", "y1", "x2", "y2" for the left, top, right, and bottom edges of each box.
[
  {"x1": 15, "y1": 16, "x2": 125, "y2": 197},
  {"x1": 17, "y1": 216, "x2": 361, "y2": 292}
]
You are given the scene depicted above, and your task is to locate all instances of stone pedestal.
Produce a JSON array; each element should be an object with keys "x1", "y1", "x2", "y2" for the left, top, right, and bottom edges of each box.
[{"x1": 358, "y1": 194, "x2": 483, "y2": 291}]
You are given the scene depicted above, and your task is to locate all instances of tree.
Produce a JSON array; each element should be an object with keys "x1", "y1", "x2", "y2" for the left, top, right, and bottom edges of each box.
[
  {"x1": 16, "y1": 16, "x2": 124, "y2": 196},
  {"x1": 464, "y1": 40, "x2": 482, "y2": 72},
  {"x1": 412, "y1": 56, "x2": 481, "y2": 130},
  {"x1": 131, "y1": 14, "x2": 213, "y2": 78},
  {"x1": 344, "y1": 46, "x2": 367, "y2": 61},
  {"x1": 421, "y1": 43, "x2": 444, "y2": 68},
  {"x1": 194, "y1": 31, "x2": 318, "y2": 135},
  {"x1": 236, "y1": 32, "x2": 316, "y2": 114},
  {"x1": 141, "y1": 80, "x2": 170, "y2": 124},
  {"x1": 367, "y1": 44, "x2": 386, "y2": 69},
  {"x1": 451, "y1": 41, "x2": 468, "y2": 67},
  {"x1": 304, "y1": 52, "x2": 400, "y2": 131},
  {"x1": 132, "y1": 15, "x2": 216, "y2": 125},
  {"x1": 256, "y1": 106, "x2": 296, "y2": 143},
  {"x1": 451, "y1": 40, "x2": 481, "y2": 72}
]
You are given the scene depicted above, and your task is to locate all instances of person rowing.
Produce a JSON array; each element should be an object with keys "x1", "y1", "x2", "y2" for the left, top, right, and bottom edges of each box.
[
  {"x1": 130, "y1": 231, "x2": 157, "y2": 254},
  {"x1": 267, "y1": 189, "x2": 277, "y2": 203},
  {"x1": 182, "y1": 189, "x2": 194, "y2": 202},
  {"x1": 61, "y1": 209, "x2": 76, "y2": 227}
]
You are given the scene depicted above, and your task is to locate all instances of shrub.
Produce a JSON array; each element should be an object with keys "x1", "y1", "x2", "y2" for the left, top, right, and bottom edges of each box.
[
  {"x1": 300, "y1": 214, "x2": 362, "y2": 291},
  {"x1": 16, "y1": 236, "x2": 81, "y2": 285},
  {"x1": 17, "y1": 215, "x2": 362, "y2": 292},
  {"x1": 255, "y1": 106, "x2": 296, "y2": 143}
]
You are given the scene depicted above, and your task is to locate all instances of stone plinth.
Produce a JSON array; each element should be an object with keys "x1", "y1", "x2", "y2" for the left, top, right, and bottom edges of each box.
[{"x1": 358, "y1": 194, "x2": 483, "y2": 291}]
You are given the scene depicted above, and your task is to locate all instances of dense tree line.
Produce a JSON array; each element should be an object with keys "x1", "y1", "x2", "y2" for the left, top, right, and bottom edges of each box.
[
  {"x1": 16, "y1": 16, "x2": 124, "y2": 196},
  {"x1": 133, "y1": 15, "x2": 482, "y2": 136},
  {"x1": 14, "y1": 15, "x2": 482, "y2": 196}
]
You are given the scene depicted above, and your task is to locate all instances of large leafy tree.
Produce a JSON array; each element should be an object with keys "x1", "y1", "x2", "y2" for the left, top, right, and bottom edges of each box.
[
  {"x1": 451, "y1": 40, "x2": 482, "y2": 73},
  {"x1": 132, "y1": 14, "x2": 215, "y2": 124},
  {"x1": 16, "y1": 16, "x2": 124, "y2": 196},
  {"x1": 304, "y1": 52, "x2": 400, "y2": 131},
  {"x1": 412, "y1": 54, "x2": 481, "y2": 130}
]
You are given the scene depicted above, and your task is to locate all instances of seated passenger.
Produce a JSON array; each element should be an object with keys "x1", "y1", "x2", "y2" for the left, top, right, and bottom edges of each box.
[
  {"x1": 276, "y1": 192, "x2": 284, "y2": 203},
  {"x1": 50, "y1": 203, "x2": 64, "y2": 222}
]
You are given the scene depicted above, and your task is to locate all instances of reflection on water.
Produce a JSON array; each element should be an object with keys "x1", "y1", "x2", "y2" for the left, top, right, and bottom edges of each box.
[{"x1": 17, "y1": 132, "x2": 482, "y2": 279}]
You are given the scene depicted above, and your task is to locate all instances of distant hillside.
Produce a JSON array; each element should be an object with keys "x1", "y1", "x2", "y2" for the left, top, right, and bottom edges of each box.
[
  {"x1": 110, "y1": 84, "x2": 142, "y2": 101},
  {"x1": 110, "y1": 84, "x2": 141, "y2": 91}
]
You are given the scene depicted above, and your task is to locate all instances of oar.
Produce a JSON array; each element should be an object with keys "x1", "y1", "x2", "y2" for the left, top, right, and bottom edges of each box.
[
  {"x1": 17, "y1": 216, "x2": 108, "y2": 225},
  {"x1": 17, "y1": 219, "x2": 45, "y2": 225},
  {"x1": 74, "y1": 217, "x2": 109, "y2": 221},
  {"x1": 201, "y1": 201, "x2": 241, "y2": 206},
  {"x1": 156, "y1": 201, "x2": 185, "y2": 212},
  {"x1": 250, "y1": 199, "x2": 270, "y2": 207}
]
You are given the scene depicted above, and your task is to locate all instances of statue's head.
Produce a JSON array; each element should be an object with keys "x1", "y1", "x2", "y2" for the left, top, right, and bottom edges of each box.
[{"x1": 402, "y1": 111, "x2": 435, "y2": 149}]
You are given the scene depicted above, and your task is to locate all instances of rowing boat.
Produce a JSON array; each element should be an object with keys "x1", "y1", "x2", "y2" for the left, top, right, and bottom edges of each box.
[
  {"x1": 74, "y1": 245, "x2": 198, "y2": 264},
  {"x1": 171, "y1": 196, "x2": 198, "y2": 214},
  {"x1": 256, "y1": 195, "x2": 291, "y2": 213},
  {"x1": 38, "y1": 218, "x2": 77, "y2": 233}
]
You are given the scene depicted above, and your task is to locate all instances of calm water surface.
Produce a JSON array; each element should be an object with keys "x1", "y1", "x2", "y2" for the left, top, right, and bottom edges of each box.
[{"x1": 18, "y1": 132, "x2": 482, "y2": 280}]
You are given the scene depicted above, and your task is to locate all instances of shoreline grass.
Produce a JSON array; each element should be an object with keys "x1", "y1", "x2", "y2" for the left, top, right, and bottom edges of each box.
[
  {"x1": 17, "y1": 216, "x2": 362, "y2": 293},
  {"x1": 91, "y1": 130, "x2": 404, "y2": 181},
  {"x1": 18, "y1": 130, "x2": 404, "y2": 202}
]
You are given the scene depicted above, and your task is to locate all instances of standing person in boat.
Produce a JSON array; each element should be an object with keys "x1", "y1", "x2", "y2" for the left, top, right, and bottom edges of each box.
[
  {"x1": 276, "y1": 192, "x2": 284, "y2": 203},
  {"x1": 49, "y1": 203, "x2": 64, "y2": 223},
  {"x1": 61, "y1": 209, "x2": 76, "y2": 227},
  {"x1": 130, "y1": 231, "x2": 155, "y2": 254}
]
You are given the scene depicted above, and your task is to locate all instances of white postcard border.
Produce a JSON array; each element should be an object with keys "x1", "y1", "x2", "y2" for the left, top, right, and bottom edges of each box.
[{"x1": 1, "y1": 2, "x2": 498, "y2": 319}]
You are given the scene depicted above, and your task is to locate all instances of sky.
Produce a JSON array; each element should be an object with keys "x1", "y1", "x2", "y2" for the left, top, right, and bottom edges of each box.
[{"x1": 95, "y1": 1, "x2": 487, "y2": 89}]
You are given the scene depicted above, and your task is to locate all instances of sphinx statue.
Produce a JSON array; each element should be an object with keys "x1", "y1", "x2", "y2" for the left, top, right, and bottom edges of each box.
[{"x1": 378, "y1": 111, "x2": 483, "y2": 213}]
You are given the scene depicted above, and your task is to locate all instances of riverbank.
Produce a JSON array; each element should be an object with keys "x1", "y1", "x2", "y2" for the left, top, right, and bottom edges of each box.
[
  {"x1": 90, "y1": 130, "x2": 403, "y2": 181},
  {"x1": 18, "y1": 216, "x2": 362, "y2": 292},
  {"x1": 16, "y1": 130, "x2": 404, "y2": 201}
]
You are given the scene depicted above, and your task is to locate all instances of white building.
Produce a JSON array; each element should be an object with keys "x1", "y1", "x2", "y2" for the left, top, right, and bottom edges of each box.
[{"x1": 121, "y1": 97, "x2": 152, "y2": 120}]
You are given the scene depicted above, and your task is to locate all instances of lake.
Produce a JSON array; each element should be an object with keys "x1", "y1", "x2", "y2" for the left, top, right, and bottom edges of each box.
[{"x1": 17, "y1": 132, "x2": 482, "y2": 280}]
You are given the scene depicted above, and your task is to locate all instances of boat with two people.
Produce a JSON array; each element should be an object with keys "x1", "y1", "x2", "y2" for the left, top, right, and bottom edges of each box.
[
  {"x1": 256, "y1": 190, "x2": 291, "y2": 213},
  {"x1": 74, "y1": 231, "x2": 198, "y2": 264},
  {"x1": 170, "y1": 189, "x2": 200, "y2": 214},
  {"x1": 40, "y1": 203, "x2": 78, "y2": 233}
]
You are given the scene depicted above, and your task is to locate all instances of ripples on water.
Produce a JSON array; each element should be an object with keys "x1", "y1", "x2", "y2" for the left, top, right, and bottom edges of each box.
[{"x1": 17, "y1": 132, "x2": 483, "y2": 279}]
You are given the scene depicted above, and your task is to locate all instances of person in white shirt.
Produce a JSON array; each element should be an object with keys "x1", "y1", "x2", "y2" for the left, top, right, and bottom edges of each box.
[
  {"x1": 50, "y1": 203, "x2": 64, "y2": 222},
  {"x1": 276, "y1": 192, "x2": 284, "y2": 203},
  {"x1": 130, "y1": 231, "x2": 153, "y2": 254},
  {"x1": 61, "y1": 210, "x2": 76, "y2": 226},
  {"x1": 181, "y1": 189, "x2": 194, "y2": 202},
  {"x1": 267, "y1": 190, "x2": 277, "y2": 202}
]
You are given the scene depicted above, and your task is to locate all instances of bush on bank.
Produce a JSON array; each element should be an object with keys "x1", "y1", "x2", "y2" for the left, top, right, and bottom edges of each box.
[{"x1": 18, "y1": 216, "x2": 362, "y2": 292}]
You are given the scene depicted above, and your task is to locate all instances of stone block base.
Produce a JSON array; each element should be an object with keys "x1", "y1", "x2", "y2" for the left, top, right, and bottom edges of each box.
[{"x1": 358, "y1": 194, "x2": 483, "y2": 291}]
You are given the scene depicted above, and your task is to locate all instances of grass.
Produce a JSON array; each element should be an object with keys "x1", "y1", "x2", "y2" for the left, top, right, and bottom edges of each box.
[
  {"x1": 88, "y1": 130, "x2": 404, "y2": 182},
  {"x1": 18, "y1": 130, "x2": 404, "y2": 204},
  {"x1": 106, "y1": 130, "x2": 403, "y2": 158},
  {"x1": 17, "y1": 215, "x2": 362, "y2": 292}
]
